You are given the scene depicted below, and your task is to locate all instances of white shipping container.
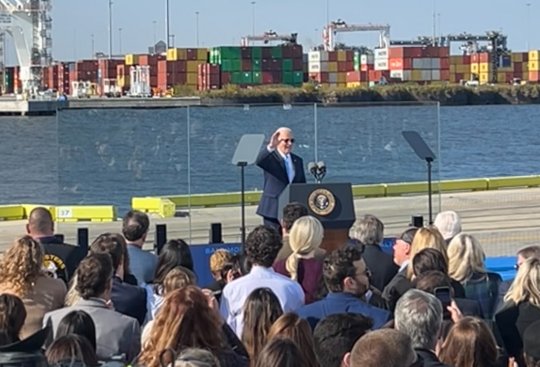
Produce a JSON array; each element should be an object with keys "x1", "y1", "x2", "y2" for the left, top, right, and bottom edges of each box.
[
  {"x1": 308, "y1": 51, "x2": 329, "y2": 62},
  {"x1": 374, "y1": 59, "x2": 389, "y2": 71},
  {"x1": 328, "y1": 72, "x2": 338, "y2": 83},
  {"x1": 308, "y1": 61, "x2": 328, "y2": 73},
  {"x1": 374, "y1": 48, "x2": 389, "y2": 59},
  {"x1": 390, "y1": 70, "x2": 412, "y2": 80},
  {"x1": 360, "y1": 54, "x2": 374, "y2": 65},
  {"x1": 431, "y1": 70, "x2": 441, "y2": 81},
  {"x1": 431, "y1": 58, "x2": 441, "y2": 69},
  {"x1": 421, "y1": 70, "x2": 432, "y2": 80}
]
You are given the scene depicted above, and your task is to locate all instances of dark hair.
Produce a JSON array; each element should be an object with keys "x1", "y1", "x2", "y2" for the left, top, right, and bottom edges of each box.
[
  {"x1": 89, "y1": 233, "x2": 125, "y2": 272},
  {"x1": 75, "y1": 253, "x2": 113, "y2": 299},
  {"x1": 282, "y1": 202, "x2": 308, "y2": 231},
  {"x1": 245, "y1": 226, "x2": 282, "y2": 267},
  {"x1": 400, "y1": 227, "x2": 419, "y2": 245},
  {"x1": 28, "y1": 207, "x2": 54, "y2": 235},
  {"x1": 122, "y1": 210, "x2": 149, "y2": 242},
  {"x1": 414, "y1": 271, "x2": 453, "y2": 295},
  {"x1": 46, "y1": 334, "x2": 99, "y2": 367},
  {"x1": 153, "y1": 239, "x2": 194, "y2": 294},
  {"x1": 0, "y1": 294, "x2": 26, "y2": 346},
  {"x1": 254, "y1": 338, "x2": 308, "y2": 367},
  {"x1": 313, "y1": 313, "x2": 373, "y2": 367},
  {"x1": 413, "y1": 248, "x2": 448, "y2": 276},
  {"x1": 242, "y1": 288, "x2": 284, "y2": 362},
  {"x1": 323, "y1": 246, "x2": 363, "y2": 292},
  {"x1": 56, "y1": 311, "x2": 97, "y2": 351}
]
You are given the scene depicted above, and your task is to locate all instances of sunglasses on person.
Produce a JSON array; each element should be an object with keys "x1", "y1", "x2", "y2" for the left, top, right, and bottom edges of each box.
[{"x1": 280, "y1": 138, "x2": 295, "y2": 144}]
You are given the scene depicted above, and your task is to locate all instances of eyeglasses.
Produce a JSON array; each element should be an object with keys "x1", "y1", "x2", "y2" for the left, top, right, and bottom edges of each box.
[
  {"x1": 515, "y1": 263, "x2": 521, "y2": 270},
  {"x1": 280, "y1": 138, "x2": 295, "y2": 144}
]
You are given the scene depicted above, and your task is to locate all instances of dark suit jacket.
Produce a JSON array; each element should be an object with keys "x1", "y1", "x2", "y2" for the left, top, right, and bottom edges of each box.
[
  {"x1": 39, "y1": 236, "x2": 87, "y2": 283},
  {"x1": 382, "y1": 268, "x2": 412, "y2": 311},
  {"x1": 111, "y1": 276, "x2": 147, "y2": 325},
  {"x1": 455, "y1": 297, "x2": 483, "y2": 318},
  {"x1": 256, "y1": 148, "x2": 306, "y2": 220},
  {"x1": 363, "y1": 245, "x2": 399, "y2": 292},
  {"x1": 415, "y1": 348, "x2": 451, "y2": 367}
]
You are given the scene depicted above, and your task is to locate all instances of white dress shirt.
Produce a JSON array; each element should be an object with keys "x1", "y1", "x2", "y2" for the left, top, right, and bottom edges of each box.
[{"x1": 219, "y1": 265, "x2": 305, "y2": 337}]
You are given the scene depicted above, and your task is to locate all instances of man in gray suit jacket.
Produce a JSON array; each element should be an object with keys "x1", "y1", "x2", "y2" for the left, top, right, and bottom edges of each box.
[{"x1": 44, "y1": 253, "x2": 141, "y2": 363}]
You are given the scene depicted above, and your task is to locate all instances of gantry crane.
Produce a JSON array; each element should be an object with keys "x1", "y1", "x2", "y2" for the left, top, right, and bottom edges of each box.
[
  {"x1": 0, "y1": 0, "x2": 52, "y2": 96},
  {"x1": 241, "y1": 31, "x2": 298, "y2": 46},
  {"x1": 323, "y1": 19, "x2": 391, "y2": 52}
]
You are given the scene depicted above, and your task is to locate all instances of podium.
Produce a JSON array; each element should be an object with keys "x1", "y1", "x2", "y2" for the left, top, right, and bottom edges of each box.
[{"x1": 278, "y1": 183, "x2": 356, "y2": 252}]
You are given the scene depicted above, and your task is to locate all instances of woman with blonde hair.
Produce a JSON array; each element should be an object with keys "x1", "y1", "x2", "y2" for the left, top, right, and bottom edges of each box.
[
  {"x1": 0, "y1": 235, "x2": 66, "y2": 338},
  {"x1": 266, "y1": 313, "x2": 320, "y2": 367},
  {"x1": 273, "y1": 216, "x2": 324, "y2": 304},
  {"x1": 447, "y1": 233, "x2": 502, "y2": 319},
  {"x1": 138, "y1": 286, "x2": 247, "y2": 367},
  {"x1": 406, "y1": 226, "x2": 447, "y2": 279},
  {"x1": 496, "y1": 257, "x2": 540, "y2": 366}
]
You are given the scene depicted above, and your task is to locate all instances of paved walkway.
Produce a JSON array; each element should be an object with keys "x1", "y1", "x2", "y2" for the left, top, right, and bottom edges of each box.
[{"x1": 1, "y1": 187, "x2": 539, "y2": 256}]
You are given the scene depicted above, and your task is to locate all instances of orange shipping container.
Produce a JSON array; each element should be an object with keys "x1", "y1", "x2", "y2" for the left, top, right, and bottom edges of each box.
[{"x1": 389, "y1": 58, "x2": 412, "y2": 70}]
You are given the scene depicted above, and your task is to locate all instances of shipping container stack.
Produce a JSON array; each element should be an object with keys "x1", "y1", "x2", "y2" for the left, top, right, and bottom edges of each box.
[
  {"x1": 210, "y1": 45, "x2": 304, "y2": 87},
  {"x1": 57, "y1": 63, "x2": 72, "y2": 95},
  {"x1": 344, "y1": 53, "x2": 372, "y2": 88},
  {"x1": 308, "y1": 49, "x2": 361, "y2": 87},
  {"x1": 511, "y1": 52, "x2": 529, "y2": 82},
  {"x1": 4, "y1": 66, "x2": 18, "y2": 94},
  {"x1": 97, "y1": 59, "x2": 124, "y2": 96},
  {"x1": 496, "y1": 54, "x2": 513, "y2": 84},
  {"x1": 197, "y1": 63, "x2": 220, "y2": 91},
  {"x1": 470, "y1": 53, "x2": 492, "y2": 84},
  {"x1": 449, "y1": 55, "x2": 471, "y2": 83},
  {"x1": 156, "y1": 48, "x2": 208, "y2": 92},
  {"x1": 528, "y1": 50, "x2": 540, "y2": 82},
  {"x1": 71, "y1": 60, "x2": 98, "y2": 84},
  {"x1": 117, "y1": 64, "x2": 129, "y2": 90},
  {"x1": 384, "y1": 46, "x2": 450, "y2": 83}
]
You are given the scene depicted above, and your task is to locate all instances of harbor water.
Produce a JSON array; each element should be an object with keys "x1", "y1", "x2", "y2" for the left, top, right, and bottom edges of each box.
[{"x1": 1, "y1": 103, "x2": 540, "y2": 213}]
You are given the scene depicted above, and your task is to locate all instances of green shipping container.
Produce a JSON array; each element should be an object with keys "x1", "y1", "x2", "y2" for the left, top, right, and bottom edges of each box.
[
  {"x1": 271, "y1": 46, "x2": 282, "y2": 59},
  {"x1": 240, "y1": 72, "x2": 253, "y2": 84},
  {"x1": 354, "y1": 60, "x2": 360, "y2": 71},
  {"x1": 282, "y1": 59, "x2": 293, "y2": 71},
  {"x1": 252, "y1": 59, "x2": 262, "y2": 71},
  {"x1": 231, "y1": 72, "x2": 244, "y2": 84},
  {"x1": 282, "y1": 71, "x2": 294, "y2": 85},
  {"x1": 292, "y1": 71, "x2": 303, "y2": 85},
  {"x1": 217, "y1": 46, "x2": 241, "y2": 60},
  {"x1": 252, "y1": 47, "x2": 262, "y2": 59},
  {"x1": 221, "y1": 59, "x2": 242, "y2": 72},
  {"x1": 253, "y1": 72, "x2": 262, "y2": 84}
]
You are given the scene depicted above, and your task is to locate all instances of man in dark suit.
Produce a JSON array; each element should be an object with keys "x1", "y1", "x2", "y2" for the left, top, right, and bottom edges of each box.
[
  {"x1": 256, "y1": 127, "x2": 306, "y2": 232},
  {"x1": 349, "y1": 214, "x2": 398, "y2": 292}
]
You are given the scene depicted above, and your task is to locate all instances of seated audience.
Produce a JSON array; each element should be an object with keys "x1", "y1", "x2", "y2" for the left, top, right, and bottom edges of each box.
[
  {"x1": 122, "y1": 210, "x2": 158, "y2": 285},
  {"x1": 44, "y1": 253, "x2": 141, "y2": 362},
  {"x1": 349, "y1": 214, "x2": 398, "y2": 291},
  {"x1": 26, "y1": 207, "x2": 87, "y2": 283},
  {"x1": 254, "y1": 338, "x2": 308, "y2": 367},
  {"x1": 274, "y1": 215, "x2": 325, "y2": 304},
  {"x1": 523, "y1": 319, "x2": 540, "y2": 367},
  {"x1": 267, "y1": 313, "x2": 320, "y2": 367},
  {"x1": 395, "y1": 289, "x2": 450, "y2": 367},
  {"x1": 171, "y1": 348, "x2": 221, "y2": 367},
  {"x1": 433, "y1": 210, "x2": 462, "y2": 245},
  {"x1": 0, "y1": 236, "x2": 66, "y2": 338},
  {"x1": 89, "y1": 233, "x2": 147, "y2": 325},
  {"x1": 297, "y1": 246, "x2": 390, "y2": 330},
  {"x1": 438, "y1": 317, "x2": 501, "y2": 367},
  {"x1": 496, "y1": 257, "x2": 540, "y2": 366},
  {"x1": 349, "y1": 329, "x2": 417, "y2": 367},
  {"x1": 241, "y1": 287, "x2": 283, "y2": 363},
  {"x1": 46, "y1": 334, "x2": 99, "y2": 367},
  {"x1": 276, "y1": 202, "x2": 309, "y2": 261},
  {"x1": 220, "y1": 225, "x2": 304, "y2": 337},
  {"x1": 205, "y1": 249, "x2": 233, "y2": 300},
  {"x1": 146, "y1": 239, "x2": 196, "y2": 319},
  {"x1": 55, "y1": 310, "x2": 96, "y2": 351},
  {"x1": 0, "y1": 293, "x2": 27, "y2": 346},
  {"x1": 313, "y1": 313, "x2": 373, "y2": 367},
  {"x1": 139, "y1": 285, "x2": 248, "y2": 367},
  {"x1": 382, "y1": 226, "x2": 418, "y2": 311},
  {"x1": 413, "y1": 248, "x2": 466, "y2": 298}
]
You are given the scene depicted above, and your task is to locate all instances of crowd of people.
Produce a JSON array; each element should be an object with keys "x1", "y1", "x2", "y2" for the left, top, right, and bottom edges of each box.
[{"x1": 1, "y1": 205, "x2": 540, "y2": 367}]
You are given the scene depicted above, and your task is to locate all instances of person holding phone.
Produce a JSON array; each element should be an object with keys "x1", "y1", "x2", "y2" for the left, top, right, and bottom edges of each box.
[{"x1": 256, "y1": 127, "x2": 306, "y2": 233}]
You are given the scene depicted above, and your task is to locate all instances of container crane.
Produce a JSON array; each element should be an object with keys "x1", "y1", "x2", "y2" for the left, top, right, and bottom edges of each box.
[
  {"x1": 323, "y1": 19, "x2": 390, "y2": 52},
  {"x1": 241, "y1": 31, "x2": 297, "y2": 46},
  {"x1": 0, "y1": 0, "x2": 52, "y2": 96}
]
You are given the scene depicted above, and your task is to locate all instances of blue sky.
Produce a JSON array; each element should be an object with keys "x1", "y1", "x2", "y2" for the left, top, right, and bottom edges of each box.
[{"x1": 31, "y1": 0, "x2": 540, "y2": 61}]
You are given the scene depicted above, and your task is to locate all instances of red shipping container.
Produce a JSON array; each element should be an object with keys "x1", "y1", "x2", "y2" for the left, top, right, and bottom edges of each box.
[
  {"x1": 361, "y1": 64, "x2": 369, "y2": 72},
  {"x1": 479, "y1": 53, "x2": 490, "y2": 63},
  {"x1": 471, "y1": 54, "x2": 480, "y2": 63},
  {"x1": 346, "y1": 71, "x2": 360, "y2": 83},
  {"x1": 221, "y1": 72, "x2": 231, "y2": 85},
  {"x1": 272, "y1": 71, "x2": 282, "y2": 81},
  {"x1": 292, "y1": 58, "x2": 303, "y2": 71},
  {"x1": 514, "y1": 63, "x2": 523, "y2": 73},
  {"x1": 440, "y1": 58, "x2": 450, "y2": 70},
  {"x1": 389, "y1": 58, "x2": 412, "y2": 70},
  {"x1": 271, "y1": 59, "x2": 281, "y2": 71},
  {"x1": 328, "y1": 52, "x2": 337, "y2": 62},
  {"x1": 345, "y1": 51, "x2": 354, "y2": 62},
  {"x1": 529, "y1": 71, "x2": 540, "y2": 82},
  {"x1": 262, "y1": 47, "x2": 273, "y2": 59},
  {"x1": 290, "y1": 45, "x2": 303, "y2": 58},
  {"x1": 281, "y1": 46, "x2": 292, "y2": 59},
  {"x1": 262, "y1": 71, "x2": 273, "y2": 84},
  {"x1": 440, "y1": 70, "x2": 450, "y2": 81},
  {"x1": 309, "y1": 72, "x2": 329, "y2": 83},
  {"x1": 186, "y1": 48, "x2": 198, "y2": 60},
  {"x1": 242, "y1": 60, "x2": 252, "y2": 71},
  {"x1": 439, "y1": 47, "x2": 450, "y2": 58},
  {"x1": 261, "y1": 59, "x2": 272, "y2": 71},
  {"x1": 337, "y1": 62, "x2": 349, "y2": 72},
  {"x1": 240, "y1": 47, "x2": 251, "y2": 59}
]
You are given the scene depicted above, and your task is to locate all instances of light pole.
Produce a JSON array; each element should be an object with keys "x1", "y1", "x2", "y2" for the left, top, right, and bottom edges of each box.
[
  {"x1": 108, "y1": 0, "x2": 113, "y2": 59},
  {"x1": 251, "y1": 1, "x2": 256, "y2": 37},
  {"x1": 326, "y1": 0, "x2": 329, "y2": 26},
  {"x1": 118, "y1": 27, "x2": 123, "y2": 55},
  {"x1": 165, "y1": 0, "x2": 170, "y2": 49},
  {"x1": 526, "y1": 3, "x2": 531, "y2": 50},
  {"x1": 152, "y1": 20, "x2": 157, "y2": 45},
  {"x1": 195, "y1": 11, "x2": 199, "y2": 47},
  {"x1": 91, "y1": 33, "x2": 95, "y2": 59}
]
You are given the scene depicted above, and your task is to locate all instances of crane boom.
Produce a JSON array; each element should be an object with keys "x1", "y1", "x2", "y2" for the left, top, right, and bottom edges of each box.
[
  {"x1": 323, "y1": 20, "x2": 390, "y2": 51},
  {"x1": 241, "y1": 31, "x2": 297, "y2": 46}
]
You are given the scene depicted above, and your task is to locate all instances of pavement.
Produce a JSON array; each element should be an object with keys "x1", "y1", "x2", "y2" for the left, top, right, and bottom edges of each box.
[{"x1": 1, "y1": 187, "x2": 539, "y2": 257}]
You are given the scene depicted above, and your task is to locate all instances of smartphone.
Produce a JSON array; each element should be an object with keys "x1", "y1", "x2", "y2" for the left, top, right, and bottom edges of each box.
[{"x1": 434, "y1": 286, "x2": 452, "y2": 319}]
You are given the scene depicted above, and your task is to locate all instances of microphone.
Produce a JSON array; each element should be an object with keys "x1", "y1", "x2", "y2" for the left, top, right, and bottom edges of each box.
[{"x1": 308, "y1": 162, "x2": 317, "y2": 178}]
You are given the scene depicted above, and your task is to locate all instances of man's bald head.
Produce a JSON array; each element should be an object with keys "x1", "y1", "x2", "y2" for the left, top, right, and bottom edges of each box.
[{"x1": 27, "y1": 207, "x2": 54, "y2": 237}]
